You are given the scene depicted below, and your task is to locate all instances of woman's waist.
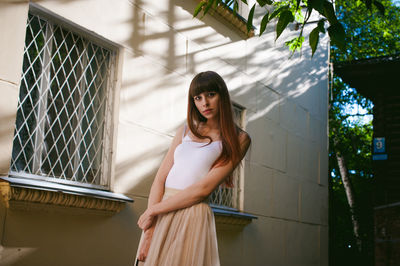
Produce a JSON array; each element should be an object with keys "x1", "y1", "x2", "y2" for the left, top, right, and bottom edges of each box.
[
  {"x1": 163, "y1": 187, "x2": 183, "y2": 199},
  {"x1": 165, "y1": 173, "x2": 207, "y2": 190},
  {"x1": 163, "y1": 186, "x2": 211, "y2": 204}
]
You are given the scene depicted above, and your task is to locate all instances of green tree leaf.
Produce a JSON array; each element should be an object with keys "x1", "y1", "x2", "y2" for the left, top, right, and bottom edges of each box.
[
  {"x1": 269, "y1": 5, "x2": 289, "y2": 21},
  {"x1": 308, "y1": 0, "x2": 325, "y2": 13},
  {"x1": 285, "y1": 36, "x2": 305, "y2": 51},
  {"x1": 276, "y1": 10, "x2": 294, "y2": 40},
  {"x1": 296, "y1": 0, "x2": 301, "y2": 10},
  {"x1": 193, "y1": 2, "x2": 206, "y2": 17},
  {"x1": 323, "y1": 1, "x2": 339, "y2": 24},
  {"x1": 257, "y1": 0, "x2": 272, "y2": 7},
  {"x1": 318, "y1": 19, "x2": 326, "y2": 33},
  {"x1": 309, "y1": 26, "x2": 320, "y2": 56},
  {"x1": 203, "y1": 0, "x2": 216, "y2": 15},
  {"x1": 328, "y1": 22, "x2": 346, "y2": 52},
  {"x1": 259, "y1": 11, "x2": 270, "y2": 35},
  {"x1": 233, "y1": 0, "x2": 239, "y2": 14},
  {"x1": 247, "y1": 4, "x2": 256, "y2": 32}
]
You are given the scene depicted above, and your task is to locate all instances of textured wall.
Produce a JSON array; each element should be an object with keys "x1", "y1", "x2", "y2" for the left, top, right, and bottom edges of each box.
[{"x1": 0, "y1": 0, "x2": 329, "y2": 265}]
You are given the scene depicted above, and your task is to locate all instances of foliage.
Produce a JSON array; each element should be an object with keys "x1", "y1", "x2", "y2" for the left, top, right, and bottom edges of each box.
[
  {"x1": 332, "y1": 0, "x2": 400, "y2": 61},
  {"x1": 193, "y1": 0, "x2": 387, "y2": 56},
  {"x1": 329, "y1": 77, "x2": 375, "y2": 265}
]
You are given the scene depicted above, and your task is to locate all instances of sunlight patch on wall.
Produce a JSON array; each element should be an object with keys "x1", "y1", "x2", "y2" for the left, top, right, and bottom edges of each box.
[{"x1": 0, "y1": 246, "x2": 37, "y2": 265}]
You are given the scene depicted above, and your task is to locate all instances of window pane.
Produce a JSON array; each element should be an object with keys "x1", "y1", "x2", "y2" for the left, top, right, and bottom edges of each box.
[
  {"x1": 12, "y1": 14, "x2": 47, "y2": 173},
  {"x1": 41, "y1": 26, "x2": 85, "y2": 178}
]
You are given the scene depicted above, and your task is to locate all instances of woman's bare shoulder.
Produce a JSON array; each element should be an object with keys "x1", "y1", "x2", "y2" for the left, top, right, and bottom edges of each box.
[
  {"x1": 236, "y1": 128, "x2": 251, "y2": 154},
  {"x1": 237, "y1": 127, "x2": 251, "y2": 143},
  {"x1": 176, "y1": 123, "x2": 186, "y2": 137},
  {"x1": 168, "y1": 123, "x2": 186, "y2": 147}
]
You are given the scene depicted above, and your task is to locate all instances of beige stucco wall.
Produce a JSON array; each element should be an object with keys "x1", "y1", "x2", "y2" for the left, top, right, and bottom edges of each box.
[{"x1": 0, "y1": 0, "x2": 329, "y2": 265}]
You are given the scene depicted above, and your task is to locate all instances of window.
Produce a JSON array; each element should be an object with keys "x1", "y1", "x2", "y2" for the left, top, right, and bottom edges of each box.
[
  {"x1": 223, "y1": 0, "x2": 249, "y2": 16},
  {"x1": 10, "y1": 8, "x2": 117, "y2": 190},
  {"x1": 209, "y1": 103, "x2": 245, "y2": 210}
]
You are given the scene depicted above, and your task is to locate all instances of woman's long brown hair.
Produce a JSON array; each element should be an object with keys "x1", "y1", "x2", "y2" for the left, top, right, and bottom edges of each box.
[{"x1": 187, "y1": 71, "x2": 241, "y2": 185}]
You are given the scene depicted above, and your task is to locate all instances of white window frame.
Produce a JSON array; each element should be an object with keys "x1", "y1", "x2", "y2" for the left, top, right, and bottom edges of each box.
[{"x1": 9, "y1": 4, "x2": 119, "y2": 190}]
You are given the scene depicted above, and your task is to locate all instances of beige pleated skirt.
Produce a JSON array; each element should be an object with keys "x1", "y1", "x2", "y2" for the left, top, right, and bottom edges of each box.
[{"x1": 135, "y1": 187, "x2": 220, "y2": 266}]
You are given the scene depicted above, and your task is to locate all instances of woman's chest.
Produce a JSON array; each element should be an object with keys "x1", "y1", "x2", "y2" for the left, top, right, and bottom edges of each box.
[{"x1": 174, "y1": 141, "x2": 222, "y2": 164}]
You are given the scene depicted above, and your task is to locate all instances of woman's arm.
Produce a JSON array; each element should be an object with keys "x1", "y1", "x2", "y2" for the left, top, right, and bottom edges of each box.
[
  {"x1": 146, "y1": 124, "x2": 185, "y2": 208},
  {"x1": 137, "y1": 124, "x2": 185, "y2": 261},
  {"x1": 141, "y1": 125, "x2": 183, "y2": 229},
  {"x1": 138, "y1": 132, "x2": 251, "y2": 230}
]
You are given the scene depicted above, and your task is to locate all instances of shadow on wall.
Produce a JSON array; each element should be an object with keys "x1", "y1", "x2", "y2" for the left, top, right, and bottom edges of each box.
[
  {"x1": 118, "y1": 0, "x2": 328, "y2": 194},
  {"x1": 125, "y1": 0, "x2": 328, "y2": 112},
  {"x1": 0, "y1": 113, "x2": 17, "y2": 173},
  {"x1": 0, "y1": 204, "x2": 139, "y2": 265}
]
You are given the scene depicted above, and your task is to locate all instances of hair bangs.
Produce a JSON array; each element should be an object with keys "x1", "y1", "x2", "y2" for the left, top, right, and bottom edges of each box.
[{"x1": 189, "y1": 73, "x2": 220, "y2": 98}]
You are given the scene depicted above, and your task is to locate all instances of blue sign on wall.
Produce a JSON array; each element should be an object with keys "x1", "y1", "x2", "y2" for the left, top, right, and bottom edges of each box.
[
  {"x1": 373, "y1": 137, "x2": 387, "y2": 160},
  {"x1": 372, "y1": 154, "x2": 388, "y2": 160},
  {"x1": 373, "y1": 137, "x2": 386, "y2": 153}
]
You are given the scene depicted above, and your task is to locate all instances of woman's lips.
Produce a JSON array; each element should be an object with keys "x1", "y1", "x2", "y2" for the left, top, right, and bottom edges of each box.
[{"x1": 203, "y1": 109, "x2": 212, "y2": 114}]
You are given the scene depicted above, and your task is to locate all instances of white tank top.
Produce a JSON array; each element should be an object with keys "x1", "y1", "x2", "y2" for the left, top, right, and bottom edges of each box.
[{"x1": 165, "y1": 124, "x2": 223, "y2": 190}]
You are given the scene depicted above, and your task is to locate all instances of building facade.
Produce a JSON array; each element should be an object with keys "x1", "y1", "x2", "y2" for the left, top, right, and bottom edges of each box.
[{"x1": 0, "y1": 0, "x2": 329, "y2": 265}]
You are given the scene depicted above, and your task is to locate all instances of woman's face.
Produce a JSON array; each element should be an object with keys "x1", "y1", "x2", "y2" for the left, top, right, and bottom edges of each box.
[{"x1": 193, "y1": 91, "x2": 220, "y2": 120}]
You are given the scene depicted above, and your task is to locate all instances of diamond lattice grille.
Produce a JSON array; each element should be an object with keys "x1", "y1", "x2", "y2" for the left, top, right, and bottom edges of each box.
[
  {"x1": 208, "y1": 105, "x2": 244, "y2": 209},
  {"x1": 10, "y1": 13, "x2": 115, "y2": 187},
  {"x1": 209, "y1": 169, "x2": 240, "y2": 209}
]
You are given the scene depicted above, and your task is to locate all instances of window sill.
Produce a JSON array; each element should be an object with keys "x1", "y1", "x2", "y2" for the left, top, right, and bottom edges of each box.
[
  {"x1": 0, "y1": 176, "x2": 133, "y2": 214},
  {"x1": 211, "y1": 206, "x2": 257, "y2": 225},
  {"x1": 197, "y1": 1, "x2": 255, "y2": 39}
]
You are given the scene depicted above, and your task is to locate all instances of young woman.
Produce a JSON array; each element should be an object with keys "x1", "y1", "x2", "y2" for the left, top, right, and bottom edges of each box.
[{"x1": 135, "y1": 71, "x2": 251, "y2": 266}]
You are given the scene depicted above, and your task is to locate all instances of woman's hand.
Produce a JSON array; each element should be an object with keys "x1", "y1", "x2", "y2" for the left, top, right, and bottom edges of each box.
[
  {"x1": 138, "y1": 207, "x2": 156, "y2": 231},
  {"x1": 137, "y1": 228, "x2": 154, "y2": 262}
]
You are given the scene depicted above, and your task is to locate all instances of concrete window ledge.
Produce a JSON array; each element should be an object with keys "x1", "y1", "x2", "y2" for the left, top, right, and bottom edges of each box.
[
  {"x1": 197, "y1": 1, "x2": 255, "y2": 39},
  {"x1": 211, "y1": 205, "x2": 257, "y2": 226},
  {"x1": 0, "y1": 176, "x2": 133, "y2": 214}
]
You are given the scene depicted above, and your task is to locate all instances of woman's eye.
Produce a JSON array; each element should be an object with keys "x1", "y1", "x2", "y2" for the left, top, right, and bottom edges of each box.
[
  {"x1": 207, "y1": 92, "x2": 216, "y2": 97},
  {"x1": 194, "y1": 96, "x2": 201, "y2": 101}
]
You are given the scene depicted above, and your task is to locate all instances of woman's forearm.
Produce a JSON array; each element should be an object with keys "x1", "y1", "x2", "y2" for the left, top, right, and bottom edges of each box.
[
  {"x1": 147, "y1": 179, "x2": 165, "y2": 208},
  {"x1": 149, "y1": 163, "x2": 234, "y2": 217},
  {"x1": 149, "y1": 136, "x2": 250, "y2": 216},
  {"x1": 143, "y1": 181, "x2": 163, "y2": 232}
]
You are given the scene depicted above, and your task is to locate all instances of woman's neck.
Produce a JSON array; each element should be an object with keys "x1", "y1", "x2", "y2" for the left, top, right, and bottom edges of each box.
[{"x1": 204, "y1": 117, "x2": 219, "y2": 131}]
